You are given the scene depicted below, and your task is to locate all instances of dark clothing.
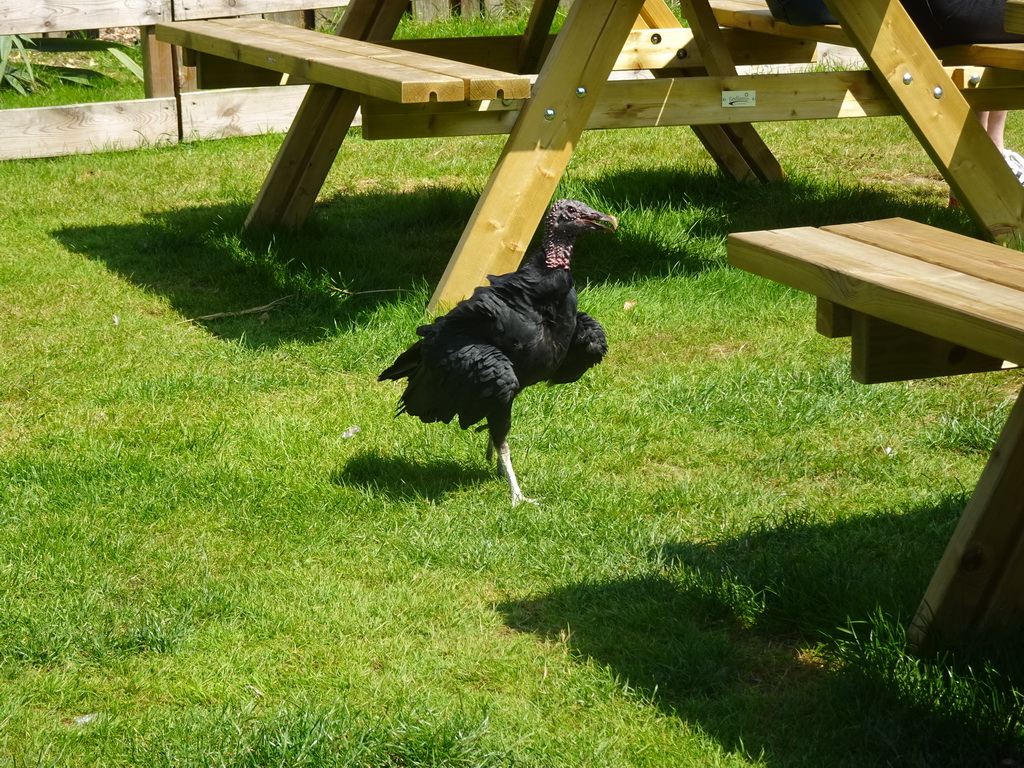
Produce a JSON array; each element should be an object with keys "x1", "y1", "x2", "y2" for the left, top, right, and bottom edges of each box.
[{"x1": 766, "y1": 0, "x2": 1024, "y2": 46}]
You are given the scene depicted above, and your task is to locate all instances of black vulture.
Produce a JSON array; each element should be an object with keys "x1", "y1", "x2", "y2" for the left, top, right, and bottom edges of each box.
[{"x1": 378, "y1": 199, "x2": 617, "y2": 505}]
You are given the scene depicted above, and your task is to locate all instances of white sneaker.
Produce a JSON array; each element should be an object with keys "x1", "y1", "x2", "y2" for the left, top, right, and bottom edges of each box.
[{"x1": 1001, "y1": 149, "x2": 1024, "y2": 184}]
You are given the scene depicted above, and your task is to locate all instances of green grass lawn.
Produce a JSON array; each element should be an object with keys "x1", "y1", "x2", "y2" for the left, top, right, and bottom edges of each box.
[{"x1": 3, "y1": 45, "x2": 1024, "y2": 766}]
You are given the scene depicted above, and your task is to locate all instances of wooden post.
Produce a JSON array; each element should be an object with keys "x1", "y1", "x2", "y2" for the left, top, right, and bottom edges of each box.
[{"x1": 141, "y1": 25, "x2": 177, "y2": 99}]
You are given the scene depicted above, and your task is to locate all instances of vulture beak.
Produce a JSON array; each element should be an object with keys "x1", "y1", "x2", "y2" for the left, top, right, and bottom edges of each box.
[{"x1": 590, "y1": 212, "x2": 618, "y2": 233}]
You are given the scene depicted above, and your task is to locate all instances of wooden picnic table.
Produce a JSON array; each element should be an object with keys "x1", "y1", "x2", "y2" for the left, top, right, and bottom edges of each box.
[
  {"x1": 729, "y1": 218, "x2": 1024, "y2": 646},
  {"x1": 156, "y1": 0, "x2": 1024, "y2": 311}
]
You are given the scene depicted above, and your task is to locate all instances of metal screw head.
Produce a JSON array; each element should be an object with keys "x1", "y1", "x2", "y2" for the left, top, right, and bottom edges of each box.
[
  {"x1": 651, "y1": 33, "x2": 662, "y2": 44},
  {"x1": 933, "y1": 86, "x2": 944, "y2": 99},
  {"x1": 575, "y1": 86, "x2": 587, "y2": 98},
  {"x1": 902, "y1": 72, "x2": 913, "y2": 85},
  {"x1": 544, "y1": 108, "x2": 556, "y2": 121},
  {"x1": 969, "y1": 72, "x2": 982, "y2": 86}
]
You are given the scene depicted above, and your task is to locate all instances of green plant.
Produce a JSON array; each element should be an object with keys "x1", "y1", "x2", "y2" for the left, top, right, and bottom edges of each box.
[{"x1": 0, "y1": 33, "x2": 142, "y2": 94}]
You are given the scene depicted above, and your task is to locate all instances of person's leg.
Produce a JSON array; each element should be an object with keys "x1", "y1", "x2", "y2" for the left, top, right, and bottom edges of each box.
[{"x1": 981, "y1": 110, "x2": 1008, "y2": 150}]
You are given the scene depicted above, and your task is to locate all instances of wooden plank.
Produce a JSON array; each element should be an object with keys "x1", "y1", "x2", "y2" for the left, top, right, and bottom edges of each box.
[
  {"x1": 172, "y1": 0, "x2": 342, "y2": 22},
  {"x1": 709, "y1": 0, "x2": 850, "y2": 46},
  {"x1": 362, "y1": 70, "x2": 896, "y2": 139},
  {"x1": 179, "y1": 84, "x2": 312, "y2": 139},
  {"x1": 225, "y1": 17, "x2": 531, "y2": 100},
  {"x1": 361, "y1": 96, "x2": 519, "y2": 139},
  {"x1": 937, "y1": 43, "x2": 1024, "y2": 71},
  {"x1": 850, "y1": 312, "x2": 1007, "y2": 384},
  {"x1": 823, "y1": 0, "x2": 1024, "y2": 242},
  {"x1": 910, "y1": 383, "x2": 1024, "y2": 645},
  {"x1": 389, "y1": 28, "x2": 818, "y2": 73},
  {"x1": 1006, "y1": 1, "x2": 1024, "y2": 35},
  {"x1": 823, "y1": 219, "x2": 1024, "y2": 294},
  {"x1": 0, "y1": 99, "x2": 178, "y2": 161},
  {"x1": 727, "y1": 226, "x2": 1024, "y2": 365},
  {"x1": 156, "y1": 19, "x2": 469, "y2": 102},
  {"x1": 362, "y1": 69, "x2": 1024, "y2": 139},
  {"x1": 0, "y1": 0, "x2": 169, "y2": 35},
  {"x1": 158, "y1": 18, "x2": 529, "y2": 101},
  {"x1": 427, "y1": 0, "x2": 646, "y2": 311},
  {"x1": 619, "y1": 70, "x2": 1024, "y2": 123}
]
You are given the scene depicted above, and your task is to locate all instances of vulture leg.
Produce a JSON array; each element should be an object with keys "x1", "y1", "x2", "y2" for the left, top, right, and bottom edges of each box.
[
  {"x1": 487, "y1": 410, "x2": 536, "y2": 506},
  {"x1": 493, "y1": 439, "x2": 536, "y2": 507}
]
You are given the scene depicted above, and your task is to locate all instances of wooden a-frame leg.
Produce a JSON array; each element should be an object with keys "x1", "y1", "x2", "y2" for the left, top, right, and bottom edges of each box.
[
  {"x1": 670, "y1": 0, "x2": 784, "y2": 183},
  {"x1": 244, "y1": 0, "x2": 407, "y2": 230},
  {"x1": 518, "y1": 0, "x2": 562, "y2": 74},
  {"x1": 824, "y1": 0, "x2": 1024, "y2": 242},
  {"x1": 426, "y1": 0, "x2": 647, "y2": 312},
  {"x1": 909, "y1": 384, "x2": 1024, "y2": 646}
]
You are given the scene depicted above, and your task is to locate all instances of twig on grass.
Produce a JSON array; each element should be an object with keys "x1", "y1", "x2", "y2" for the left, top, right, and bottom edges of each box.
[
  {"x1": 328, "y1": 286, "x2": 410, "y2": 296},
  {"x1": 182, "y1": 295, "x2": 295, "y2": 323}
]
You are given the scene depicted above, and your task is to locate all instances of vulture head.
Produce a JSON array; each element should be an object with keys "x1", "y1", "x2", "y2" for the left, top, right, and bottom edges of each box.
[{"x1": 542, "y1": 199, "x2": 618, "y2": 269}]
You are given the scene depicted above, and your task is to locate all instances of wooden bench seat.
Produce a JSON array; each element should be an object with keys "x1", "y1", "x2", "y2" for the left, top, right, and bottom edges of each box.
[
  {"x1": 710, "y1": 0, "x2": 1024, "y2": 71},
  {"x1": 709, "y1": 0, "x2": 850, "y2": 46},
  {"x1": 728, "y1": 218, "x2": 1024, "y2": 644},
  {"x1": 728, "y1": 218, "x2": 1024, "y2": 383},
  {"x1": 155, "y1": 18, "x2": 532, "y2": 103}
]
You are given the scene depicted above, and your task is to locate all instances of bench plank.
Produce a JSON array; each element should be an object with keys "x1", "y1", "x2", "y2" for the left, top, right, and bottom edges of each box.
[
  {"x1": 158, "y1": 19, "x2": 463, "y2": 102},
  {"x1": 156, "y1": 18, "x2": 530, "y2": 102},
  {"x1": 937, "y1": 43, "x2": 1024, "y2": 71},
  {"x1": 225, "y1": 18, "x2": 531, "y2": 101},
  {"x1": 727, "y1": 225, "x2": 1024, "y2": 366},
  {"x1": 822, "y1": 218, "x2": 1024, "y2": 293},
  {"x1": 1006, "y1": 0, "x2": 1024, "y2": 35}
]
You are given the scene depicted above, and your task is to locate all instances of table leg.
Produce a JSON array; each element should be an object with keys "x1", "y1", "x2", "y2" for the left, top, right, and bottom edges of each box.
[
  {"x1": 672, "y1": 0, "x2": 785, "y2": 183},
  {"x1": 518, "y1": 0, "x2": 562, "y2": 74},
  {"x1": 427, "y1": 0, "x2": 647, "y2": 312},
  {"x1": 244, "y1": 0, "x2": 407, "y2": 229},
  {"x1": 910, "y1": 383, "x2": 1024, "y2": 646},
  {"x1": 824, "y1": 0, "x2": 1024, "y2": 242}
]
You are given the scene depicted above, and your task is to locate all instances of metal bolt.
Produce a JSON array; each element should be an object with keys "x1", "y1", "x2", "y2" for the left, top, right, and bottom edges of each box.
[
  {"x1": 676, "y1": 49, "x2": 688, "y2": 60},
  {"x1": 544, "y1": 108, "x2": 556, "y2": 121},
  {"x1": 969, "y1": 72, "x2": 982, "y2": 86},
  {"x1": 575, "y1": 86, "x2": 587, "y2": 98},
  {"x1": 651, "y1": 33, "x2": 662, "y2": 44},
  {"x1": 933, "y1": 86, "x2": 944, "y2": 99},
  {"x1": 902, "y1": 72, "x2": 913, "y2": 85}
]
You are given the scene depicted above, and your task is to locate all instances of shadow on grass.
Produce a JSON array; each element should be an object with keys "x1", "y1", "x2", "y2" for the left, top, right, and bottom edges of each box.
[
  {"x1": 50, "y1": 166, "x2": 963, "y2": 347},
  {"x1": 51, "y1": 187, "x2": 479, "y2": 347},
  {"x1": 332, "y1": 449, "x2": 492, "y2": 501},
  {"x1": 498, "y1": 494, "x2": 1024, "y2": 767}
]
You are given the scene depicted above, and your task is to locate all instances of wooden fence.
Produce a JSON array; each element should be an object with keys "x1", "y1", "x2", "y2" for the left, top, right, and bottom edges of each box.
[{"x1": 0, "y1": 0, "x2": 519, "y2": 161}]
